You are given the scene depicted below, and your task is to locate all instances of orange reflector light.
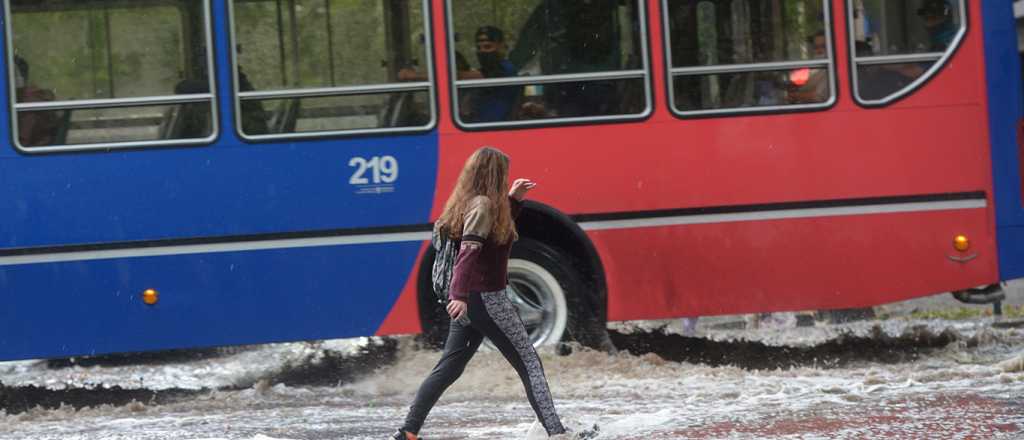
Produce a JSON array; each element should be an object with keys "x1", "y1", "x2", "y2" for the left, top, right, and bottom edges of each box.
[
  {"x1": 789, "y1": 68, "x2": 811, "y2": 86},
  {"x1": 142, "y1": 288, "x2": 159, "y2": 305},
  {"x1": 953, "y1": 235, "x2": 970, "y2": 252}
]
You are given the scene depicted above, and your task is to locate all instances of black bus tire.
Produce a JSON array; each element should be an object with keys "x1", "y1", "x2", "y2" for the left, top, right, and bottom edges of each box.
[{"x1": 509, "y1": 238, "x2": 605, "y2": 348}]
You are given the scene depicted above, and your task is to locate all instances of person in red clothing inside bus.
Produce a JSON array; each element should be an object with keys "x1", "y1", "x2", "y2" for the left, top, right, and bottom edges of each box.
[
  {"x1": 787, "y1": 31, "x2": 829, "y2": 104},
  {"x1": 13, "y1": 55, "x2": 59, "y2": 147},
  {"x1": 391, "y1": 147, "x2": 568, "y2": 440}
]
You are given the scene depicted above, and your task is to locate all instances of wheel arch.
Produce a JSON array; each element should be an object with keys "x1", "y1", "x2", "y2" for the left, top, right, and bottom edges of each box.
[{"x1": 517, "y1": 200, "x2": 608, "y2": 324}]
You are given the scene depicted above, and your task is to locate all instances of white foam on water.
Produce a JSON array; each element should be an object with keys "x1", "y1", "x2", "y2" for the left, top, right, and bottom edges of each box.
[
  {"x1": 0, "y1": 338, "x2": 371, "y2": 391},
  {"x1": 188, "y1": 436, "x2": 297, "y2": 440}
]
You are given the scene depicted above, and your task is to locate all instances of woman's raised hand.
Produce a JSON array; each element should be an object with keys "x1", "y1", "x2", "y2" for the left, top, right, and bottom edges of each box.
[{"x1": 509, "y1": 178, "x2": 537, "y2": 201}]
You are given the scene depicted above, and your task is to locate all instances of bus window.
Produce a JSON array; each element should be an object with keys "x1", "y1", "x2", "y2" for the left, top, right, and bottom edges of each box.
[
  {"x1": 848, "y1": 0, "x2": 966, "y2": 105},
  {"x1": 665, "y1": 0, "x2": 836, "y2": 116},
  {"x1": 6, "y1": 0, "x2": 217, "y2": 153},
  {"x1": 447, "y1": 0, "x2": 651, "y2": 128},
  {"x1": 230, "y1": 0, "x2": 435, "y2": 140}
]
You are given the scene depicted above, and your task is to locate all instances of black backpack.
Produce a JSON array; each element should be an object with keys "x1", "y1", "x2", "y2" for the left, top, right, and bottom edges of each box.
[{"x1": 430, "y1": 224, "x2": 459, "y2": 304}]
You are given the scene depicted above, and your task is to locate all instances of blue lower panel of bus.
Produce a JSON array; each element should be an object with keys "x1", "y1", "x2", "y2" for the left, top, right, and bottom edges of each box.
[
  {"x1": 0, "y1": 242, "x2": 418, "y2": 360},
  {"x1": 982, "y1": 2, "x2": 1024, "y2": 281},
  {"x1": 998, "y1": 226, "x2": 1024, "y2": 281}
]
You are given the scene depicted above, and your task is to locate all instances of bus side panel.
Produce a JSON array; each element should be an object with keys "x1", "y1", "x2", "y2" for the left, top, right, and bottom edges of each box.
[
  {"x1": 0, "y1": 0, "x2": 445, "y2": 360},
  {"x1": 0, "y1": 242, "x2": 421, "y2": 361},
  {"x1": 982, "y1": 0, "x2": 1024, "y2": 280},
  {"x1": 0, "y1": 135, "x2": 437, "y2": 249},
  {"x1": 442, "y1": 106, "x2": 991, "y2": 220},
  {"x1": 591, "y1": 209, "x2": 996, "y2": 321},
  {"x1": 442, "y1": 102, "x2": 996, "y2": 320},
  {"x1": 0, "y1": 129, "x2": 442, "y2": 361},
  {"x1": 375, "y1": 242, "x2": 429, "y2": 336}
]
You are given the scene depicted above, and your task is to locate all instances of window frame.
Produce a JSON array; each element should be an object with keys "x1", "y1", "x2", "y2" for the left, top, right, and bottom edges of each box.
[
  {"x1": 846, "y1": 0, "x2": 968, "y2": 107},
  {"x1": 445, "y1": 0, "x2": 654, "y2": 131},
  {"x1": 227, "y1": 0, "x2": 438, "y2": 142},
  {"x1": 662, "y1": 0, "x2": 838, "y2": 118},
  {"x1": 4, "y1": 0, "x2": 219, "y2": 154}
]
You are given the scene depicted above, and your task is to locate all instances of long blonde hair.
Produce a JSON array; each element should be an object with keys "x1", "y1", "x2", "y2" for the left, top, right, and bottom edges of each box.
[{"x1": 437, "y1": 147, "x2": 516, "y2": 244}]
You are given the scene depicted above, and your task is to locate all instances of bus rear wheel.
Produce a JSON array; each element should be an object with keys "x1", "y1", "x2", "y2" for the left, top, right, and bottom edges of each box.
[
  {"x1": 418, "y1": 238, "x2": 600, "y2": 349},
  {"x1": 507, "y1": 239, "x2": 574, "y2": 347},
  {"x1": 508, "y1": 237, "x2": 611, "y2": 348}
]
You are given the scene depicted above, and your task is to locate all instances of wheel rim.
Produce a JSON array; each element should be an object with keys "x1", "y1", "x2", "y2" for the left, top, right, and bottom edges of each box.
[{"x1": 506, "y1": 259, "x2": 568, "y2": 347}]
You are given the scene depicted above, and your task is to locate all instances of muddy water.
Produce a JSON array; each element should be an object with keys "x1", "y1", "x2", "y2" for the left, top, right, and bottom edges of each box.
[{"x1": 1, "y1": 319, "x2": 1022, "y2": 439}]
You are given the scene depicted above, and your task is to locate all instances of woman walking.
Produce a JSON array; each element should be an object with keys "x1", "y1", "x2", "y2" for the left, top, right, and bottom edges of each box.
[{"x1": 392, "y1": 147, "x2": 567, "y2": 439}]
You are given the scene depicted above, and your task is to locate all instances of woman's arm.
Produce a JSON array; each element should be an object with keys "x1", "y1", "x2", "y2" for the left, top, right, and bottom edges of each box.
[
  {"x1": 509, "y1": 196, "x2": 523, "y2": 219},
  {"x1": 508, "y1": 178, "x2": 536, "y2": 219}
]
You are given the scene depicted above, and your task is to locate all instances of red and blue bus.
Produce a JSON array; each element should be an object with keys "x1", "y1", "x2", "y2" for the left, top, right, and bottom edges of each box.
[{"x1": 1, "y1": 0, "x2": 1022, "y2": 361}]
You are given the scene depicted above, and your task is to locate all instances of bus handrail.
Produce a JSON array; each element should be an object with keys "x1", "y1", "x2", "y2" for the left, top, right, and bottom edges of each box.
[
  {"x1": 852, "y1": 53, "x2": 944, "y2": 66},
  {"x1": 670, "y1": 60, "x2": 831, "y2": 76},
  {"x1": 14, "y1": 94, "x2": 213, "y2": 111},
  {"x1": 237, "y1": 82, "x2": 431, "y2": 101},
  {"x1": 453, "y1": 70, "x2": 647, "y2": 89}
]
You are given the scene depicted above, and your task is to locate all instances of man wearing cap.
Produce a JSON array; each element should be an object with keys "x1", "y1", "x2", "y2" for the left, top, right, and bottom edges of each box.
[
  {"x1": 860, "y1": 0, "x2": 957, "y2": 100},
  {"x1": 466, "y1": 25, "x2": 522, "y2": 123},
  {"x1": 918, "y1": 0, "x2": 956, "y2": 51}
]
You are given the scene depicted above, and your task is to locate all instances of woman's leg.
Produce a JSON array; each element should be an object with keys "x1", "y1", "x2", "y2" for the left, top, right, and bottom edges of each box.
[
  {"x1": 402, "y1": 318, "x2": 484, "y2": 435},
  {"x1": 468, "y1": 290, "x2": 567, "y2": 435}
]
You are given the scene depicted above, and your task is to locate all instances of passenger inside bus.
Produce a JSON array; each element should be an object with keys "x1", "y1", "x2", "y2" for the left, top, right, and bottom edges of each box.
[
  {"x1": 855, "y1": 43, "x2": 909, "y2": 101},
  {"x1": 398, "y1": 47, "x2": 482, "y2": 82},
  {"x1": 787, "y1": 31, "x2": 829, "y2": 105},
  {"x1": 392, "y1": 32, "x2": 479, "y2": 122},
  {"x1": 919, "y1": 0, "x2": 956, "y2": 51},
  {"x1": 165, "y1": 52, "x2": 213, "y2": 140},
  {"x1": 666, "y1": 0, "x2": 829, "y2": 111},
  {"x1": 510, "y1": 0, "x2": 626, "y2": 119},
  {"x1": 858, "y1": 0, "x2": 955, "y2": 101},
  {"x1": 449, "y1": 0, "x2": 644, "y2": 122},
  {"x1": 169, "y1": 80, "x2": 210, "y2": 140},
  {"x1": 464, "y1": 26, "x2": 522, "y2": 123},
  {"x1": 237, "y1": 45, "x2": 269, "y2": 135},
  {"x1": 13, "y1": 55, "x2": 60, "y2": 147},
  {"x1": 398, "y1": 45, "x2": 483, "y2": 122}
]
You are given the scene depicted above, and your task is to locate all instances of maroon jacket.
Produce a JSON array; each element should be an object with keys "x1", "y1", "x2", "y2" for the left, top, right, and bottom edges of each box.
[{"x1": 447, "y1": 196, "x2": 522, "y2": 301}]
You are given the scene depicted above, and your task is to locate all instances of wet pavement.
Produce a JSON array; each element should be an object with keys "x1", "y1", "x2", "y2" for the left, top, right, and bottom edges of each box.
[{"x1": 1, "y1": 292, "x2": 1023, "y2": 439}]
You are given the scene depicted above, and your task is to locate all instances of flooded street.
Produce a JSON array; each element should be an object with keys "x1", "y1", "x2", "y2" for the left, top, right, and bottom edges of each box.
[
  {"x1": 3, "y1": 0, "x2": 1024, "y2": 437},
  {"x1": 2, "y1": 309, "x2": 1023, "y2": 439}
]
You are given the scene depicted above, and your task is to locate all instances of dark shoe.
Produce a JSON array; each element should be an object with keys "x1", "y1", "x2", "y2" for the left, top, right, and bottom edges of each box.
[
  {"x1": 390, "y1": 429, "x2": 420, "y2": 440},
  {"x1": 573, "y1": 423, "x2": 600, "y2": 439},
  {"x1": 547, "y1": 423, "x2": 601, "y2": 439}
]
